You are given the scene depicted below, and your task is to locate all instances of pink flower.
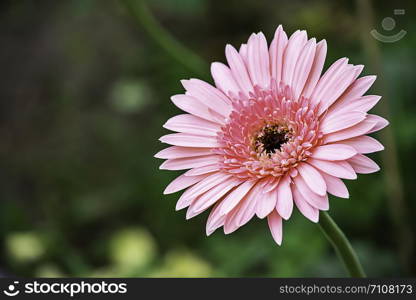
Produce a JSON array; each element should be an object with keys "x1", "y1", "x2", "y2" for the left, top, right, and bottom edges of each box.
[{"x1": 155, "y1": 25, "x2": 388, "y2": 245}]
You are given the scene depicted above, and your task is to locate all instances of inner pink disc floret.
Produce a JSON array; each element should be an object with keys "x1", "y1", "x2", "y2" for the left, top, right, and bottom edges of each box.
[{"x1": 215, "y1": 80, "x2": 323, "y2": 179}]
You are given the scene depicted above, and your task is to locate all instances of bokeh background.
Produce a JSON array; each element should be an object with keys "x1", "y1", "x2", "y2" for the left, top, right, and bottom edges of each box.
[{"x1": 0, "y1": 0, "x2": 415, "y2": 277}]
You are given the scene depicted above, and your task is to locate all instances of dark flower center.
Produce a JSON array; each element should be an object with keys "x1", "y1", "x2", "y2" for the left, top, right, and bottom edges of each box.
[{"x1": 254, "y1": 124, "x2": 291, "y2": 154}]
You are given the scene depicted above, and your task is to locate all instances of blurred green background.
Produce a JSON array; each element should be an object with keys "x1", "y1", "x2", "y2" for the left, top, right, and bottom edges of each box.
[{"x1": 0, "y1": 0, "x2": 415, "y2": 277}]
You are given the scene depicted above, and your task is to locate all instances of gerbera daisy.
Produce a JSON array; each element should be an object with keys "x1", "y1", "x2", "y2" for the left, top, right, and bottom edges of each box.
[{"x1": 155, "y1": 25, "x2": 387, "y2": 245}]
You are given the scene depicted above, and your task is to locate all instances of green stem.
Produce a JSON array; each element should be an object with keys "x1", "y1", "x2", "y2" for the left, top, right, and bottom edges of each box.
[
  {"x1": 318, "y1": 211, "x2": 366, "y2": 278},
  {"x1": 121, "y1": 0, "x2": 209, "y2": 78}
]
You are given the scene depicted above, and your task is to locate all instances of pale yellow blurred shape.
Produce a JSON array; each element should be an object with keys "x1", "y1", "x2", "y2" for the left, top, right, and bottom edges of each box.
[
  {"x1": 88, "y1": 267, "x2": 122, "y2": 278},
  {"x1": 6, "y1": 232, "x2": 45, "y2": 263},
  {"x1": 109, "y1": 227, "x2": 157, "y2": 272},
  {"x1": 36, "y1": 263, "x2": 65, "y2": 278},
  {"x1": 110, "y1": 79, "x2": 151, "y2": 114},
  {"x1": 150, "y1": 249, "x2": 213, "y2": 277}
]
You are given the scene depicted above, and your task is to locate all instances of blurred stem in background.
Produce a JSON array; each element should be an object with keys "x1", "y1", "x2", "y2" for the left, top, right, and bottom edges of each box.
[
  {"x1": 122, "y1": 0, "x2": 209, "y2": 78},
  {"x1": 319, "y1": 212, "x2": 366, "y2": 277},
  {"x1": 356, "y1": 0, "x2": 414, "y2": 274}
]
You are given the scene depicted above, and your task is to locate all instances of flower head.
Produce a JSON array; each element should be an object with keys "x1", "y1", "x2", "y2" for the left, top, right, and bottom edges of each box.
[{"x1": 155, "y1": 26, "x2": 388, "y2": 245}]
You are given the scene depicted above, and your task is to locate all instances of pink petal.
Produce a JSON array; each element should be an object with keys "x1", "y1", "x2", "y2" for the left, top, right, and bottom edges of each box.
[
  {"x1": 233, "y1": 180, "x2": 262, "y2": 226},
  {"x1": 312, "y1": 144, "x2": 357, "y2": 161},
  {"x1": 163, "y1": 173, "x2": 207, "y2": 194},
  {"x1": 297, "y1": 163, "x2": 327, "y2": 196},
  {"x1": 292, "y1": 38, "x2": 316, "y2": 100},
  {"x1": 301, "y1": 39, "x2": 327, "y2": 99},
  {"x1": 348, "y1": 154, "x2": 380, "y2": 174},
  {"x1": 328, "y1": 95, "x2": 381, "y2": 116},
  {"x1": 160, "y1": 155, "x2": 219, "y2": 170},
  {"x1": 223, "y1": 180, "x2": 261, "y2": 234},
  {"x1": 269, "y1": 25, "x2": 288, "y2": 84},
  {"x1": 225, "y1": 44, "x2": 253, "y2": 96},
  {"x1": 210, "y1": 62, "x2": 241, "y2": 97},
  {"x1": 188, "y1": 177, "x2": 243, "y2": 216},
  {"x1": 155, "y1": 146, "x2": 213, "y2": 159},
  {"x1": 206, "y1": 203, "x2": 226, "y2": 236},
  {"x1": 340, "y1": 135, "x2": 384, "y2": 154},
  {"x1": 159, "y1": 133, "x2": 221, "y2": 148},
  {"x1": 186, "y1": 197, "x2": 206, "y2": 219},
  {"x1": 176, "y1": 191, "x2": 196, "y2": 211},
  {"x1": 292, "y1": 185, "x2": 319, "y2": 222},
  {"x1": 181, "y1": 79, "x2": 231, "y2": 117},
  {"x1": 323, "y1": 118, "x2": 377, "y2": 143},
  {"x1": 320, "y1": 111, "x2": 367, "y2": 134},
  {"x1": 163, "y1": 114, "x2": 220, "y2": 136},
  {"x1": 262, "y1": 177, "x2": 280, "y2": 193},
  {"x1": 320, "y1": 172, "x2": 349, "y2": 199},
  {"x1": 171, "y1": 94, "x2": 224, "y2": 124},
  {"x1": 219, "y1": 180, "x2": 257, "y2": 215},
  {"x1": 317, "y1": 65, "x2": 359, "y2": 115},
  {"x1": 327, "y1": 76, "x2": 377, "y2": 113},
  {"x1": 255, "y1": 187, "x2": 278, "y2": 219},
  {"x1": 224, "y1": 190, "x2": 254, "y2": 234},
  {"x1": 223, "y1": 213, "x2": 241, "y2": 234},
  {"x1": 159, "y1": 155, "x2": 220, "y2": 170},
  {"x1": 294, "y1": 175, "x2": 329, "y2": 210},
  {"x1": 247, "y1": 32, "x2": 270, "y2": 88},
  {"x1": 308, "y1": 158, "x2": 357, "y2": 179},
  {"x1": 267, "y1": 210, "x2": 283, "y2": 245},
  {"x1": 310, "y1": 57, "x2": 348, "y2": 106},
  {"x1": 177, "y1": 172, "x2": 232, "y2": 209},
  {"x1": 346, "y1": 75, "x2": 377, "y2": 99},
  {"x1": 366, "y1": 115, "x2": 389, "y2": 134},
  {"x1": 276, "y1": 175, "x2": 293, "y2": 220},
  {"x1": 239, "y1": 44, "x2": 248, "y2": 64},
  {"x1": 352, "y1": 64, "x2": 364, "y2": 79},
  {"x1": 282, "y1": 30, "x2": 307, "y2": 85},
  {"x1": 184, "y1": 165, "x2": 220, "y2": 176}
]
